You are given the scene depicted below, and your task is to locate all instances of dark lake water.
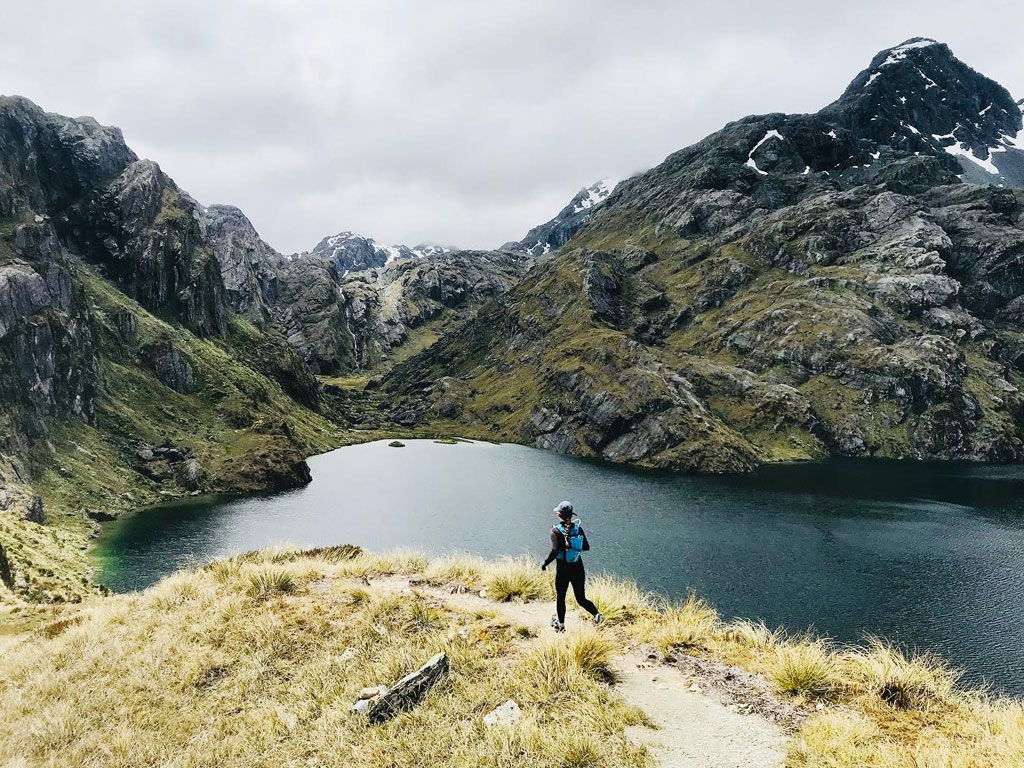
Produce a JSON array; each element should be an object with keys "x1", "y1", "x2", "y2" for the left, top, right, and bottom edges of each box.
[{"x1": 95, "y1": 439, "x2": 1024, "y2": 696}]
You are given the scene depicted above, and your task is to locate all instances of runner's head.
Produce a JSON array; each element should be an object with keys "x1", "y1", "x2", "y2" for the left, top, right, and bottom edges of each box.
[{"x1": 554, "y1": 500, "x2": 574, "y2": 522}]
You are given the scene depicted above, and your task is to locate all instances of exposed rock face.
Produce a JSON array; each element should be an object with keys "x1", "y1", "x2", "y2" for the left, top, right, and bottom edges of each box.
[
  {"x1": 0, "y1": 540, "x2": 12, "y2": 589},
  {"x1": 143, "y1": 341, "x2": 195, "y2": 394},
  {"x1": 203, "y1": 204, "x2": 284, "y2": 324},
  {"x1": 0, "y1": 95, "x2": 337, "y2": 602},
  {"x1": 0, "y1": 224, "x2": 98, "y2": 453},
  {"x1": 23, "y1": 495, "x2": 44, "y2": 524},
  {"x1": 383, "y1": 39, "x2": 1024, "y2": 471},
  {"x1": 276, "y1": 249, "x2": 529, "y2": 373},
  {"x1": 74, "y1": 159, "x2": 227, "y2": 337}
]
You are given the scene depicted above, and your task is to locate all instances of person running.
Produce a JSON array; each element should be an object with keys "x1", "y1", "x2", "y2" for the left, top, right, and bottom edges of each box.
[{"x1": 541, "y1": 500, "x2": 604, "y2": 632}]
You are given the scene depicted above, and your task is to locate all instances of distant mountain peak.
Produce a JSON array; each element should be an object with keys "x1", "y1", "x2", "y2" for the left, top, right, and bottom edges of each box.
[
  {"x1": 504, "y1": 177, "x2": 622, "y2": 257},
  {"x1": 296, "y1": 231, "x2": 455, "y2": 272},
  {"x1": 571, "y1": 178, "x2": 619, "y2": 214},
  {"x1": 811, "y1": 37, "x2": 1024, "y2": 185}
]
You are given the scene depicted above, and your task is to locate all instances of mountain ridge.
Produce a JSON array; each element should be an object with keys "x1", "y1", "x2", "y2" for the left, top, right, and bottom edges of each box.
[{"x1": 381, "y1": 37, "x2": 1024, "y2": 472}]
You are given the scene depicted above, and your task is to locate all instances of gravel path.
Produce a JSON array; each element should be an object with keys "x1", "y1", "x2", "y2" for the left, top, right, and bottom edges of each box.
[{"x1": 414, "y1": 580, "x2": 788, "y2": 768}]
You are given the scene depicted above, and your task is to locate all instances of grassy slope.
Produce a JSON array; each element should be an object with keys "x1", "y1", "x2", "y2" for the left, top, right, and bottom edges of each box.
[
  {"x1": 0, "y1": 549, "x2": 1020, "y2": 768},
  {"x1": 0, "y1": 264, "x2": 348, "y2": 604}
]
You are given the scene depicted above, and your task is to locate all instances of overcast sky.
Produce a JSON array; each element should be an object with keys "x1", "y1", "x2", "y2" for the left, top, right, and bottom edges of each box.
[{"x1": 3, "y1": 1, "x2": 1023, "y2": 253}]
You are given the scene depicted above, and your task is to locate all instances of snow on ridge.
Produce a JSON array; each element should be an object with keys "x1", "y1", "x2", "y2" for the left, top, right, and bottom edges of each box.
[
  {"x1": 746, "y1": 129, "x2": 785, "y2": 175},
  {"x1": 879, "y1": 38, "x2": 939, "y2": 68},
  {"x1": 572, "y1": 177, "x2": 620, "y2": 213},
  {"x1": 916, "y1": 67, "x2": 938, "y2": 89},
  {"x1": 943, "y1": 141, "x2": 1000, "y2": 174},
  {"x1": 932, "y1": 124, "x2": 1000, "y2": 174},
  {"x1": 308, "y1": 231, "x2": 452, "y2": 265}
]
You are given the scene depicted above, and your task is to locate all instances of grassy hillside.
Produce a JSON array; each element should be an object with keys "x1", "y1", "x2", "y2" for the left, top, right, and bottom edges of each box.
[
  {"x1": 0, "y1": 263, "x2": 348, "y2": 604},
  {"x1": 1, "y1": 548, "x2": 1020, "y2": 767}
]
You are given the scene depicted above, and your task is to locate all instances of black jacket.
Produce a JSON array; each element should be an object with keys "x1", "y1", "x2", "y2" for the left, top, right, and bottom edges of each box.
[{"x1": 543, "y1": 522, "x2": 590, "y2": 568}]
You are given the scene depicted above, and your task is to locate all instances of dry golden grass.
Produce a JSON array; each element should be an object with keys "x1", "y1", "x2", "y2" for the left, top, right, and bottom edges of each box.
[
  {"x1": 584, "y1": 575, "x2": 655, "y2": 625},
  {"x1": 0, "y1": 553, "x2": 645, "y2": 768},
  {"x1": 483, "y1": 556, "x2": 553, "y2": 602},
  {"x1": 1, "y1": 549, "x2": 1022, "y2": 768},
  {"x1": 633, "y1": 593, "x2": 720, "y2": 653},
  {"x1": 771, "y1": 640, "x2": 842, "y2": 699}
]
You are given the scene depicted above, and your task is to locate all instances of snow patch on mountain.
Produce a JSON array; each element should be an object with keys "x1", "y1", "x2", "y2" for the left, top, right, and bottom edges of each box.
[
  {"x1": 746, "y1": 130, "x2": 784, "y2": 175},
  {"x1": 572, "y1": 178, "x2": 619, "y2": 213},
  {"x1": 879, "y1": 38, "x2": 939, "y2": 68}
]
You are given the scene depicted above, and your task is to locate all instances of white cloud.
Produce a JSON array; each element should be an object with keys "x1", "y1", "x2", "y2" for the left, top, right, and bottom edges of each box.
[{"x1": 2, "y1": 0, "x2": 1023, "y2": 252}]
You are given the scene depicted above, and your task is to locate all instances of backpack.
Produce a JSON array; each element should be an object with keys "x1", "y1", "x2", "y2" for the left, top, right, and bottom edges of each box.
[{"x1": 555, "y1": 522, "x2": 585, "y2": 563}]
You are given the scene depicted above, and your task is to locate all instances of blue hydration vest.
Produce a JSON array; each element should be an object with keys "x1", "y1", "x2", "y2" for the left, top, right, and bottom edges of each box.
[{"x1": 555, "y1": 522, "x2": 585, "y2": 563}]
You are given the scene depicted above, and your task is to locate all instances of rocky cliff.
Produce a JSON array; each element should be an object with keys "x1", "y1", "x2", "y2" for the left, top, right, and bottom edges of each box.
[
  {"x1": 383, "y1": 39, "x2": 1024, "y2": 472},
  {"x1": 0, "y1": 97, "x2": 336, "y2": 601}
]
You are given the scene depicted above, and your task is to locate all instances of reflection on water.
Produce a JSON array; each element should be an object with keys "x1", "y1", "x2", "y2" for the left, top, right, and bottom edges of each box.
[{"x1": 95, "y1": 440, "x2": 1024, "y2": 695}]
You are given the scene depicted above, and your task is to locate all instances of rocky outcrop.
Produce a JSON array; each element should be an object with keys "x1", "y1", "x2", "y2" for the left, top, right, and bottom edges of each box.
[
  {"x1": 0, "y1": 540, "x2": 11, "y2": 589},
  {"x1": 0, "y1": 225, "x2": 98, "y2": 454},
  {"x1": 143, "y1": 341, "x2": 195, "y2": 394},
  {"x1": 74, "y1": 160, "x2": 227, "y2": 337},
  {"x1": 203, "y1": 204, "x2": 283, "y2": 324}
]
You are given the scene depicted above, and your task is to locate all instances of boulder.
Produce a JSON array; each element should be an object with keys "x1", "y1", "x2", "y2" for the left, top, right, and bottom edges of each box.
[
  {"x1": 174, "y1": 458, "x2": 206, "y2": 490},
  {"x1": 144, "y1": 342, "x2": 195, "y2": 394},
  {"x1": 23, "y1": 495, "x2": 44, "y2": 524},
  {"x1": 363, "y1": 652, "x2": 449, "y2": 723},
  {"x1": 483, "y1": 699, "x2": 522, "y2": 728}
]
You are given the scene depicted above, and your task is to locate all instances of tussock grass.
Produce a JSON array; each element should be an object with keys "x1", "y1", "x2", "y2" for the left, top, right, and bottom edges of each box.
[
  {"x1": 244, "y1": 565, "x2": 297, "y2": 599},
  {"x1": 0, "y1": 554, "x2": 647, "y2": 768},
  {"x1": 772, "y1": 641, "x2": 842, "y2": 699},
  {"x1": 634, "y1": 594, "x2": 720, "y2": 653},
  {"x1": 423, "y1": 553, "x2": 487, "y2": 586},
  {"x1": 484, "y1": 556, "x2": 552, "y2": 602},
  {"x1": 843, "y1": 637, "x2": 959, "y2": 710},
  {"x1": 525, "y1": 628, "x2": 617, "y2": 694},
  {"x1": 724, "y1": 619, "x2": 782, "y2": 650},
  {"x1": 585, "y1": 574, "x2": 654, "y2": 625}
]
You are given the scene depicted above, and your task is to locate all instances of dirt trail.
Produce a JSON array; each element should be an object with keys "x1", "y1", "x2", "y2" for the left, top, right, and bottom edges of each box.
[{"x1": 411, "y1": 580, "x2": 788, "y2": 768}]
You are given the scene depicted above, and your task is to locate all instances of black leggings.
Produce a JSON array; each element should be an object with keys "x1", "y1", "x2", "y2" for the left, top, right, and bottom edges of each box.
[{"x1": 555, "y1": 561, "x2": 598, "y2": 623}]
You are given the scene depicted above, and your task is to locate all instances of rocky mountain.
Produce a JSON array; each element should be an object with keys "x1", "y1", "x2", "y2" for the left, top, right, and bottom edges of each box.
[
  {"x1": 0, "y1": 96, "x2": 337, "y2": 600},
  {"x1": 383, "y1": 38, "x2": 1024, "y2": 472},
  {"x1": 503, "y1": 178, "x2": 619, "y2": 256},
  {"x1": 0, "y1": 91, "x2": 539, "y2": 601},
  {"x1": 298, "y1": 231, "x2": 454, "y2": 272}
]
